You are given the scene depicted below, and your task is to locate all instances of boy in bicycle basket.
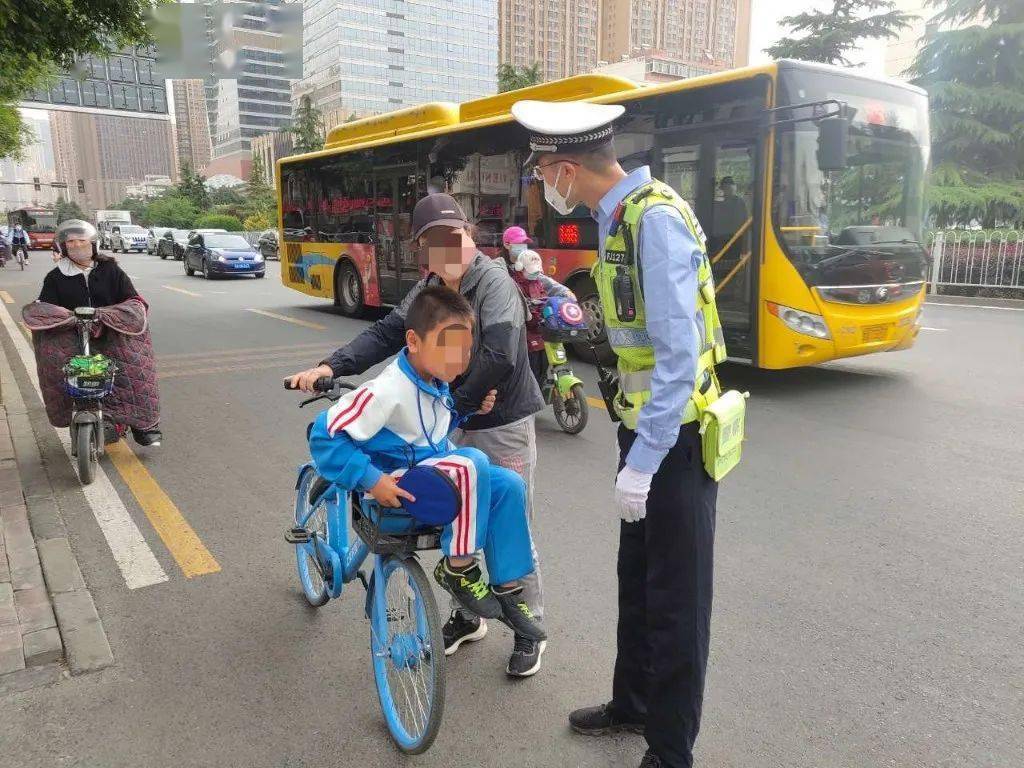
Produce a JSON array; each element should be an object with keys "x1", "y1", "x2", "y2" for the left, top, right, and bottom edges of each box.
[{"x1": 307, "y1": 286, "x2": 546, "y2": 647}]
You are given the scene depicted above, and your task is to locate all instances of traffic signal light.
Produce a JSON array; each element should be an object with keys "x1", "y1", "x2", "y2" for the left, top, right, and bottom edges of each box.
[
  {"x1": 33, "y1": 177, "x2": 40, "y2": 191},
  {"x1": 77, "y1": 179, "x2": 85, "y2": 193}
]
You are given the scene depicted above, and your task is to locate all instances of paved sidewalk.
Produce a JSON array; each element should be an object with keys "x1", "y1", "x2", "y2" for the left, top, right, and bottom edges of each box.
[{"x1": 0, "y1": 326, "x2": 112, "y2": 695}]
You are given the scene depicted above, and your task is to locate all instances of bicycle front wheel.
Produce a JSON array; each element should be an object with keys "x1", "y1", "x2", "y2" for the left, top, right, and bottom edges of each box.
[
  {"x1": 293, "y1": 467, "x2": 330, "y2": 607},
  {"x1": 370, "y1": 555, "x2": 445, "y2": 754}
]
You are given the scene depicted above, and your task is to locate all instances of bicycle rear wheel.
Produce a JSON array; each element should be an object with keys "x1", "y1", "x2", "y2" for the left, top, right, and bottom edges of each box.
[
  {"x1": 293, "y1": 467, "x2": 330, "y2": 607},
  {"x1": 370, "y1": 555, "x2": 445, "y2": 754}
]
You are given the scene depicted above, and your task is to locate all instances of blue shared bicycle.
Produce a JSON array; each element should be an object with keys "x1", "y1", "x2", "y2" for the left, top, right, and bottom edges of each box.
[{"x1": 285, "y1": 377, "x2": 446, "y2": 754}]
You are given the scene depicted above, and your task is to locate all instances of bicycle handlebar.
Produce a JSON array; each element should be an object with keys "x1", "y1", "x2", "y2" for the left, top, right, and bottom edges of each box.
[{"x1": 283, "y1": 376, "x2": 335, "y2": 392}]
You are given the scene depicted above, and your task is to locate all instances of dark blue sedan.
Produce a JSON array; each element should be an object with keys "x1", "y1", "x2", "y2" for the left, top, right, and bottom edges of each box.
[{"x1": 183, "y1": 232, "x2": 266, "y2": 279}]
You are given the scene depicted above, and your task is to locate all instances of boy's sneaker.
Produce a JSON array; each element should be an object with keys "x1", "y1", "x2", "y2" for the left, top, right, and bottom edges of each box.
[
  {"x1": 507, "y1": 635, "x2": 546, "y2": 677},
  {"x1": 492, "y1": 586, "x2": 547, "y2": 642},
  {"x1": 433, "y1": 559, "x2": 502, "y2": 619},
  {"x1": 442, "y1": 611, "x2": 488, "y2": 656}
]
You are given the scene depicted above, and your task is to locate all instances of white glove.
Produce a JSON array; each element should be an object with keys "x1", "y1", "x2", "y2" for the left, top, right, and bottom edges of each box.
[{"x1": 615, "y1": 465, "x2": 653, "y2": 523}]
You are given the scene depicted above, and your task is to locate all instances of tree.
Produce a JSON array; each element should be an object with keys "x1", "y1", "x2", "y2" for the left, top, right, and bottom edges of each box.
[
  {"x1": 144, "y1": 194, "x2": 200, "y2": 228},
  {"x1": 909, "y1": 0, "x2": 1024, "y2": 227},
  {"x1": 498, "y1": 63, "x2": 544, "y2": 93},
  {"x1": 176, "y1": 161, "x2": 210, "y2": 211},
  {"x1": 54, "y1": 196, "x2": 88, "y2": 224},
  {"x1": 0, "y1": 0, "x2": 157, "y2": 160},
  {"x1": 248, "y1": 155, "x2": 269, "y2": 191},
  {"x1": 765, "y1": 0, "x2": 914, "y2": 66},
  {"x1": 291, "y1": 94, "x2": 325, "y2": 154},
  {"x1": 194, "y1": 213, "x2": 243, "y2": 231},
  {"x1": 244, "y1": 210, "x2": 273, "y2": 231}
]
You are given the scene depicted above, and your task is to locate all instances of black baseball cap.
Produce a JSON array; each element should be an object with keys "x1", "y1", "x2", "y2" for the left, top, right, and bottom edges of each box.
[{"x1": 411, "y1": 193, "x2": 469, "y2": 241}]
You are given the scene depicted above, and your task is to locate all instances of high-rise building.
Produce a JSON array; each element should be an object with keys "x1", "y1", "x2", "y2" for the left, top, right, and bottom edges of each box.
[
  {"x1": 600, "y1": 0, "x2": 750, "y2": 72},
  {"x1": 0, "y1": 113, "x2": 57, "y2": 211},
  {"x1": 19, "y1": 45, "x2": 176, "y2": 212},
  {"x1": 203, "y1": 0, "x2": 296, "y2": 180},
  {"x1": 51, "y1": 110, "x2": 176, "y2": 210},
  {"x1": 498, "y1": 0, "x2": 602, "y2": 81},
  {"x1": 594, "y1": 51, "x2": 717, "y2": 83},
  {"x1": 294, "y1": 0, "x2": 497, "y2": 124},
  {"x1": 172, "y1": 79, "x2": 213, "y2": 174},
  {"x1": 251, "y1": 130, "x2": 294, "y2": 181}
]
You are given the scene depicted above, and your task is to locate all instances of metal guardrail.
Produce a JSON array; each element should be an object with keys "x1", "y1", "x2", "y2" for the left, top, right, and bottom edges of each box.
[{"x1": 928, "y1": 230, "x2": 1024, "y2": 293}]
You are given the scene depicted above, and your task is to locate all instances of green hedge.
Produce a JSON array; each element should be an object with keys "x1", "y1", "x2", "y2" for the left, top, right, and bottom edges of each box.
[{"x1": 193, "y1": 213, "x2": 243, "y2": 231}]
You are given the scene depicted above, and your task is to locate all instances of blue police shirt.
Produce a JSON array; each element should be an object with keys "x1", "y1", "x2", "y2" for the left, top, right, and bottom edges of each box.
[{"x1": 594, "y1": 166, "x2": 702, "y2": 475}]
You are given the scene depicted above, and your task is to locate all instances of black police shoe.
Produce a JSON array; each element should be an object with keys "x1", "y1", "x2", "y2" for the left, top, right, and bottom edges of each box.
[
  {"x1": 433, "y1": 559, "x2": 502, "y2": 619},
  {"x1": 506, "y1": 634, "x2": 546, "y2": 677},
  {"x1": 568, "y1": 703, "x2": 645, "y2": 736},
  {"x1": 492, "y1": 586, "x2": 546, "y2": 642},
  {"x1": 442, "y1": 610, "x2": 488, "y2": 656},
  {"x1": 639, "y1": 749, "x2": 664, "y2": 767}
]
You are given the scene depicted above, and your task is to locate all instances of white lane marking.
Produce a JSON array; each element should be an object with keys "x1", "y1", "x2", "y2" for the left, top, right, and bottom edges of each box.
[
  {"x1": 0, "y1": 301, "x2": 168, "y2": 589},
  {"x1": 920, "y1": 326, "x2": 947, "y2": 331},
  {"x1": 162, "y1": 285, "x2": 201, "y2": 298},
  {"x1": 924, "y1": 302, "x2": 1024, "y2": 312}
]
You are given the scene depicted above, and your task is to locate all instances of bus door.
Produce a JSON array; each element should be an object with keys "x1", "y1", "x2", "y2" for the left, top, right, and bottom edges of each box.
[
  {"x1": 374, "y1": 167, "x2": 424, "y2": 305},
  {"x1": 705, "y1": 136, "x2": 758, "y2": 358}
]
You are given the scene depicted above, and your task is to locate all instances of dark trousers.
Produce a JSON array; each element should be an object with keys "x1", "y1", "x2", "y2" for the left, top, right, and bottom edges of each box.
[{"x1": 612, "y1": 423, "x2": 717, "y2": 768}]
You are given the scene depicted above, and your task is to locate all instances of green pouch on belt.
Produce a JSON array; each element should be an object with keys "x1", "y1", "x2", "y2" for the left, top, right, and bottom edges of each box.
[{"x1": 698, "y1": 389, "x2": 748, "y2": 481}]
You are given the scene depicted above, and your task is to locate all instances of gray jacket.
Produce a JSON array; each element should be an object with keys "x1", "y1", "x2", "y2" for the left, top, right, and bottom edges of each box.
[{"x1": 324, "y1": 253, "x2": 545, "y2": 431}]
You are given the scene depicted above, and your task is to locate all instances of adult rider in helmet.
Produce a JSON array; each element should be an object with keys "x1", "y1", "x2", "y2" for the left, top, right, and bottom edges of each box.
[{"x1": 35, "y1": 220, "x2": 162, "y2": 446}]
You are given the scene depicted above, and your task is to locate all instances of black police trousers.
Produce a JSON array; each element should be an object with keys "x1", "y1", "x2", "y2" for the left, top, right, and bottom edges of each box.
[{"x1": 612, "y1": 422, "x2": 718, "y2": 768}]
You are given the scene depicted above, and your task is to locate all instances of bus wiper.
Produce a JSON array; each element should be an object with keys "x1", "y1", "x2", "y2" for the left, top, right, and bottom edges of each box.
[{"x1": 816, "y1": 247, "x2": 890, "y2": 269}]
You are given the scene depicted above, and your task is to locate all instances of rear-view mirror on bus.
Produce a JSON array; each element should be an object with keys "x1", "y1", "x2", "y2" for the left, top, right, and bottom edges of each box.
[{"x1": 817, "y1": 115, "x2": 850, "y2": 171}]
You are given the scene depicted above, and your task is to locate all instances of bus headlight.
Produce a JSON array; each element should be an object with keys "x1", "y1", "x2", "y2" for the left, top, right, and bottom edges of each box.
[{"x1": 767, "y1": 302, "x2": 831, "y2": 339}]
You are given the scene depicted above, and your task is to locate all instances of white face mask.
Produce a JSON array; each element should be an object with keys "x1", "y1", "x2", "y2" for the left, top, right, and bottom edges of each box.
[
  {"x1": 543, "y1": 166, "x2": 575, "y2": 216},
  {"x1": 507, "y1": 243, "x2": 527, "y2": 260},
  {"x1": 65, "y1": 244, "x2": 93, "y2": 264}
]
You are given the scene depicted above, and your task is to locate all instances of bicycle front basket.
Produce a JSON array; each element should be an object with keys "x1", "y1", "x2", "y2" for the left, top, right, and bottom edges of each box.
[{"x1": 63, "y1": 354, "x2": 117, "y2": 398}]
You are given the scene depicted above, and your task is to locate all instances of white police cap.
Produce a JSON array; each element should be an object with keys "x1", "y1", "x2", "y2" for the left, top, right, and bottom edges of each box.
[{"x1": 512, "y1": 100, "x2": 625, "y2": 167}]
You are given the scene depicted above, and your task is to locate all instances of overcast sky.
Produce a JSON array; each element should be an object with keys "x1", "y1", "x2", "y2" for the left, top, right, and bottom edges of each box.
[{"x1": 749, "y1": 0, "x2": 888, "y2": 76}]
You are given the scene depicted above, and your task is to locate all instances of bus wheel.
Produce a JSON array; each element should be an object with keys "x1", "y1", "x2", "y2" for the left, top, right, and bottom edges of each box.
[
  {"x1": 570, "y1": 280, "x2": 615, "y2": 366},
  {"x1": 335, "y1": 262, "x2": 365, "y2": 318}
]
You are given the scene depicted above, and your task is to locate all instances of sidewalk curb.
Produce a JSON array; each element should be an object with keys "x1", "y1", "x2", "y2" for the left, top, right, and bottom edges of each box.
[{"x1": 0, "y1": 323, "x2": 113, "y2": 683}]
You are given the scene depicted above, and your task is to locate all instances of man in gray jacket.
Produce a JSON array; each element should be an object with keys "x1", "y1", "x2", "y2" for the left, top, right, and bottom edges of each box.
[{"x1": 289, "y1": 193, "x2": 548, "y2": 677}]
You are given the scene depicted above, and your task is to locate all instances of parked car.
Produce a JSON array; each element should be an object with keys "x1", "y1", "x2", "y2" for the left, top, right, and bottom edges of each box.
[
  {"x1": 183, "y1": 232, "x2": 265, "y2": 279},
  {"x1": 156, "y1": 229, "x2": 191, "y2": 260},
  {"x1": 146, "y1": 227, "x2": 173, "y2": 254},
  {"x1": 109, "y1": 224, "x2": 149, "y2": 253}
]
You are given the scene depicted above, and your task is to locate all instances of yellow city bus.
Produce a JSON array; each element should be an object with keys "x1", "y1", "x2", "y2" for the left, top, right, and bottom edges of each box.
[{"x1": 277, "y1": 59, "x2": 930, "y2": 368}]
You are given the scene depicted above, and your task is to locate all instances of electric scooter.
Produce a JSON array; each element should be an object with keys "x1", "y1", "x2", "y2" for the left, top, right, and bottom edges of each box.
[{"x1": 536, "y1": 298, "x2": 589, "y2": 435}]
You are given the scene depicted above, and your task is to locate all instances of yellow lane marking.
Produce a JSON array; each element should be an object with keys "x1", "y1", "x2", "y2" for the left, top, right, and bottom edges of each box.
[
  {"x1": 106, "y1": 441, "x2": 221, "y2": 578},
  {"x1": 162, "y1": 285, "x2": 201, "y2": 298},
  {"x1": 246, "y1": 308, "x2": 327, "y2": 331},
  {"x1": 587, "y1": 396, "x2": 607, "y2": 411},
  {"x1": 0, "y1": 290, "x2": 13, "y2": 304}
]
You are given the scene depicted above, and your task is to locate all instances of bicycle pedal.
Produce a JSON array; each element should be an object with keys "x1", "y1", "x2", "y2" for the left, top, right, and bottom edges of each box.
[{"x1": 284, "y1": 526, "x2": 312, "y2": 544}]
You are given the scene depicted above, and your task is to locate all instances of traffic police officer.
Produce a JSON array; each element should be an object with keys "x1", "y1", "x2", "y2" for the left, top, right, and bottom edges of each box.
[{"x1": 512, "y1": 100, "x2": 726, "y2": 768}]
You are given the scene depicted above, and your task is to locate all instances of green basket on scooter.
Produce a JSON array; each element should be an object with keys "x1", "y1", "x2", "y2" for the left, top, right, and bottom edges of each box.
[{"x1": 63, "y1": 354, "x2": 117, "y2": 399}]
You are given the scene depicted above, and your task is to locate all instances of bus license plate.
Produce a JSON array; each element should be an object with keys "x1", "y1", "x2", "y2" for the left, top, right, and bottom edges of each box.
[{"x1": 862, "y1": 324, "x2": 889, "y2": 342}]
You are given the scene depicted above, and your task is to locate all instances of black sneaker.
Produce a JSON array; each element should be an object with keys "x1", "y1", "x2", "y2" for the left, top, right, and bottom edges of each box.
[
  {"x1": 506, "y1": 635, "x2": 546, "y2": 677},
  {"x1": 433, "y1": 559, "x2": 501, "y2": 619},
  {"x1": 569, "y1": 703, "x2": 645, "y2": 736},
  {"x1": 442, "y1": 611, "x2": 488, "y2": 656},
  {"x1": 492, "y1": 586, "x2": 546, "y2": 641},
  {"x1": 638, "y1": 750, "x2": 664, "y2": 767},
  {"x1": 131, "y1": 426, "x2": 162, "y2": 447}
]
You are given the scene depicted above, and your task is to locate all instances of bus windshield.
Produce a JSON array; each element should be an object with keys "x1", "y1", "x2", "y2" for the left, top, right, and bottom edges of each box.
[
  {"x1": 12, "y1": 209, "x2": 57, "y2": 234},
  {"x1": 773, "y1": 68, "x2": 930, "y2": 288}
]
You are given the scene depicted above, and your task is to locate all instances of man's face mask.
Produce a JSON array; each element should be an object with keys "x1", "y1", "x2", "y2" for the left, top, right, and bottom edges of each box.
[{"x1": 536, "y1": 162, "x2": 576, "y2": 216}]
